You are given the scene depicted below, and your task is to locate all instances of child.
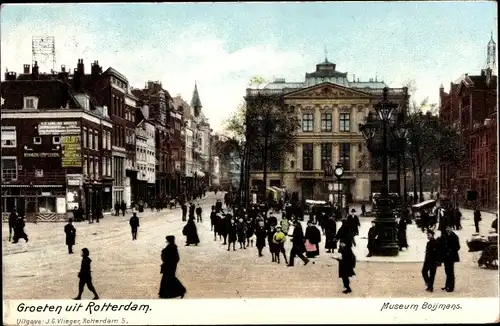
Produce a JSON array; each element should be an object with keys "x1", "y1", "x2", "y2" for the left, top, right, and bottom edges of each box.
[{"x1": 74, "y1": 248, "x2": 99, "y2": 300}]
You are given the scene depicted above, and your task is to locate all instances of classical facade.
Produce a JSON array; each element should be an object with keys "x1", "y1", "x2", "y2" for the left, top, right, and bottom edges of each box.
[
  {"x1": 135, "y1": 105, "x2": 156, "y2": 202},
  {"x1": 245, "y1": 59, "x2": 408, "y2": 202}
]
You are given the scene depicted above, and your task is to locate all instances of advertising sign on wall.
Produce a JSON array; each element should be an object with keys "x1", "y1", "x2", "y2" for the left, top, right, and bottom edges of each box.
[
  {"x1": 61, "y1": 135, "x2": 82, "y2": 167},
  {"x1": 38, "y1": 121, "x2": 81, "y2": 135}
]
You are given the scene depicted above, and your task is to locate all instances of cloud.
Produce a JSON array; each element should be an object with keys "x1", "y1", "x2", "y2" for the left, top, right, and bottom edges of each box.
[{"x1": 1, "y1": 20, "x2": 308, "y2": 132}]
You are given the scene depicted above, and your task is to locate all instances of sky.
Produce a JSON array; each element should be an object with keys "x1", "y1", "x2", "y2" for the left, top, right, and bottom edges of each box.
[{"x1": 1, "y1": 2, "x2": 497, "y2": 131}]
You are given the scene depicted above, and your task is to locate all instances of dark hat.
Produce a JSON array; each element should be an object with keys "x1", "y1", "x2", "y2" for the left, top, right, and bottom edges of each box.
[
  {"x1": 81, "y1": 248, "x2": 90, "y2": 255},
  {"x1": 351, "y1": 209, "x2": 356, "y2": 213},
  {"x1": 166, "y1": 235, "x2": 175, "y2": 242}
]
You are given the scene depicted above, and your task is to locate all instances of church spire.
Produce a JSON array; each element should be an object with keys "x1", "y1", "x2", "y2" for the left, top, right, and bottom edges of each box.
[{"x1": 191, "y1": 81, "x2": 202, "y2": 117}]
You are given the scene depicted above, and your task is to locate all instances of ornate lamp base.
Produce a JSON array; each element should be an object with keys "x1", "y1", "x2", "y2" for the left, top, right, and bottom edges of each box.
[{"x1": 373, "y1": 197, "x2": 400, "y2": 256}]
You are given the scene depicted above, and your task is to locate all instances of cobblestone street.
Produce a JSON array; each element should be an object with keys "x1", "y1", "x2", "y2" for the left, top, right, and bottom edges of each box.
[{"x1": 3, "y1": 193, "x2": 498, "y2": 299}]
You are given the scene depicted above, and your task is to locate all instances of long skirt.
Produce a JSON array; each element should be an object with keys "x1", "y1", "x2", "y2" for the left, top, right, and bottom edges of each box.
[{"x1": 159, "y1": 275, "x2": 187, "y2": 299}]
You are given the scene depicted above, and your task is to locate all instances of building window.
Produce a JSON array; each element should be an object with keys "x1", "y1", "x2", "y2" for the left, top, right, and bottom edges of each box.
[
  {"x1": 83, "y1": 155, "x2": 88, "y2": 177},
  {"x1": 339, "y1": 113, "x2": 350, "y2": 132},
  {"x1": 89, "y1": 128, "x2": 93, "y2": 149},
  {"x1": 339, "y1": 143, "x2": 351, "y2": 170},
  {"x1": 107, "y1": 131, "x2": 111, "y2": 149},
  {"x1": 102, "y1": 131, "x2": 106, "y2": 150},
  {"x1": 33, "y1": 137, "x2": 42, "y2": 145},
  {"x1": 290, "y1": 160, "x2": 295, "y2": 169},
  {"x1": 94, "y1": 131, "x2": 99, "y2": 151},
  {"x1": 89, "y1": 157, "x2": 94, "y2": 179},
  {"x1": 107, "y1": 158, "x2": 111, "y2": 176},
  {"x1": 321, "y1": 143, "x2": 332, "y2": 169},
  {"x1": 35, "y1": 169, "x2": 43, "y2": 177},
  {"x1": 302, "y1": 143, "x2": 313, "y2": 171},
  {"x1": 52, "y1": 136, "x2": 61, "y2": 145},
  {"x1": 358, "y1": 143, "x2": 362, "y2": 152},
  {"x1": 95, "y1": 157, "x2": 99, "y2": 176},
  {"x1": 1, "y1": 158, "x2": 17, "y2": 181},
  {"x1": 102, "y1": 157, "x2": 107, "y2": 176},
  {"x1": 1, "y1": 127, "x2": 16, "y2": 148},
  {"x1": 302, "y1": 113, "x2": 314, "y2": 132},
  {"x1": 83, "y1": 127, "x2": 88, "y2": 148},
  {"x1": 321, "y1": 113, "x2": 332, "y2": 132},
  {"x1": 23, "y1": 96, "x2": 38, "y2": 109}
]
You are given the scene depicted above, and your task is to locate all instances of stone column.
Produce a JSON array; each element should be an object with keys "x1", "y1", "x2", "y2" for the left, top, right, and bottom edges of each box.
[
  {"x1": 296, "y1": 144, "x2": 303, "y2": 170},
  {"x1": 333, "y1": 104, "x2": 339, "y2": 133},
  {"x1": 314, "y1": 105, "x2": 321, "y2": 133},
  {"x1": 351, "y1": 104, "x2": 358, "y2": 133},
  {"x1": 314, "y1": 142, "x2": 321, "y2": 170},
  {"x1": 351, "y1": 142, "x2": 357, "y2": 170}
]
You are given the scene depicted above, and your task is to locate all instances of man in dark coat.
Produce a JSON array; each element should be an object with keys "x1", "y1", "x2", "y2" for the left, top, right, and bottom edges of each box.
[
  {"x1": 336, "y1": 217, "x2": 354, "y2": 247},
  {"x1": 397, "y1": 218, "x2": 408, "y2": 251},
  {"x1": 182, "y1": 217, "x2": 200, "y2": 246},
  {"x1": 437, "y1": 226, "x2": 460, "y2": 292},
  {"x1": 210, "y1": 206, "x2": 217, "y2": 232},
  {"x1": 120, "y1": 201, "x2": 127, "y2": 217},
  {"x1": 473, "y1": 209, "x2": 481, "y2": 233},
  {"x1": 74, "y1": 248, "x2": 99, "y2": 300},
  {"x1": 181, "y1": 203, "x2": 188, "y2": 222},
  {"x1": 422, "y1": 230, "x2": 440, "y2": 292},
  {"x1": 227, "y1": 218, "x2": 238, "y2": 251},
  {"x1": 218, "y1": 214, "x2": 228, "y2": 244},
  {"x1": 324, "y1": 215, "x2": 337, "y2": 253},
  {"x1": 366, "y1": 221, "x2": 378, "y2": 257},
  {"x1": 255, "y1": 220, "x2": 267, "y2": 257},
  {"x1": 129, "y1": 212, "x2": 140, "y2": 241},
  {"x1": 335, "y1": 240, "x2": 356, "y2": 294},
  {"x1": 361, "y1": 204, "x2": 366, "y2": 216},
  {"x1": 12, "y1": 216, "x2": 28, "y2": 243},
  {"x1": 159, "y1": 236, "x2": 186, "y2": 299},
  {"x1": 188, "y1": 203, "x2": 195, "y2": 221},
  {"x1": 287, "y1": 219, "x2": 309, "y2": 266},
  {"x1": 8, "y1": 209, "x2": 18, "y2": 241},
  {"x1": 236, "y1": 217, "x2": 247, "y2": 249},
  {"x1": 64, "y1": 218, "x2": 76, "y2": 254},
  {"x1": 114, "y1": 201, "x2": 120, "y2": 216},
  {"x1": 347, "y1": 209, "x2": 360, "y2": 236},
  {"x1": 453, "y1": 207, "x2": 462, "y2": 230},
  {"x1": 195, "y1": 204, "x2": 203, "y2": 223}
]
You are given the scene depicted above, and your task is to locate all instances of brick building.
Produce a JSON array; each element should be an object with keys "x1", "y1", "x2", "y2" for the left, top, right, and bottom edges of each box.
[
  {"x1": 1, "y1": 63, "x2": 113, "y2": 221},
  {"x1": 439, "y1": 66, "x2": 497, "y2": 209}
]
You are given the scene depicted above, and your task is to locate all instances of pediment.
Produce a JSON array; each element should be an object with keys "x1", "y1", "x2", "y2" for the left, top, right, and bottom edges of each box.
[{"x1": 284, "y1": 82, "x2": 372, "y2": 99}]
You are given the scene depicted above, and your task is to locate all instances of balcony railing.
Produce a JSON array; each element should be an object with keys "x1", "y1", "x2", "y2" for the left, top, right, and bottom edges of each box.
[
  {"x1": 245, "y1": 87, "x2": 407, "y2": 97},
  {"x1": 2, "y1": 171, "x2": 66, "y2": 184}
]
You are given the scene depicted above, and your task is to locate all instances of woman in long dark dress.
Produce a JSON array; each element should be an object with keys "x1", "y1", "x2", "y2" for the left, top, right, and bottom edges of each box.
[
  {"x1": 182, "y1": 217, "x2": 200, "y2": 246},
  {"x1": 236, "y1": 217, "x2": 247, "y2": 249},
  {"x1": 305, "y1": 221, "x2": 321, "y2": 258},
  {"x1": 397, "y1": 218, "x2": 408, "y2": 251},
  {"x1": 255, "y1": 220, "x2": 267, "y2": 257},
  {"x1": 336, "y1": 240, "x2": 356, "y2": 294},
  {"x1": 227, "y1": 219, "x2": 238, "y2": 251},
  {"x1": 324, "y1": 215, "x2": 337, "y2": 253},
  {"x1": 159, "y1": 236, "x2": 186, "y2": 299}
]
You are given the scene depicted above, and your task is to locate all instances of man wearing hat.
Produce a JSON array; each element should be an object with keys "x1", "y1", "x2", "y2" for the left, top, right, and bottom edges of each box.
[
  {"x1": 74, "y1": 248, "x2": 99, "y2": 300},
  {"x1": 347, "y1": 208, "x2": 360, "y2": 236}
]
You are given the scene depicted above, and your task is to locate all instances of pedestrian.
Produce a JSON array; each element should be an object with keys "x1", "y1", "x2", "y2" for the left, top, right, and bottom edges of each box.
[
  {"x1": 422, "y1": 230, "x2": 440, "y2": 292},
  {"x1": 287, "y1": 219, "x2": 310, "y2": 267},
  {"x1": 196, "y1": 204, "x2": 203, "y2": 223},
  {"x1": 120, "y1": 201, "x2": 126, "y2": 217},
  {"x1": 227, "y1": 218, "x2": 237, "y2": 251},
  {"x1": 273, "y1": 225, "x2": 288, "y2": 264},
  {"x1": 74, "y1": 248, "x2": 99, "y2": 300},
  {"x1": 336, "y1": 217, "x2": 354, "y2": 247},
  {"x1": 181, "y1": 203, "x2": 187, "y2": 222},
  {"x1": 437, "y1": 226, "x2": 460, "y2": 292},
  {"x1": 12, "y1": 215, "x2": 28, "y2": 243},
  {"x1": 129, "y1": 212, "x2": 140, "y2": 241},
  {"x1": 366, "y1": 221, "x2": 378, "y2": 257},
  {"x1": 492, "y1": 215, "x2": 498, "y2": 233},
  {"x1": 255, "y1": 220, "x2": 267, "y2": 257},
  {"x1": 237, "y1": 217, "x2": 247, "y2": 249},
  {"x1": 8, "y1": 209, "x2": 17, "y2": 241},
  {"x1": 397, "y1": 217, "x2": 409, "y2": 251},
  {"x1": 182, "y1": 217, "x2": 200, "y2": 246},
  {"x1": 324, "y1": 214, "x2": 338, "y2": 253},
  {"x1": 64, "y1": 218, "x2": 76, "y2": 254},
  {"x1": 280, "y1": 217, "x2": 290, "y2": 235},
  {"x1": 473, "y1": 209, "x2": 481, "y2": 234},
  {"x1": 245, "y1": 217, "x2": 255, "y2": 248},
  {"x1": 210, "y1": 206, "x2": 217, "y2": 231},
  {"x1": 188, "y1": 203, "x2": 195, "y2": 221},
  {"x1": 218, "y1": 214, "x2": 228, "y2": 244},
  {"x1": 305, "y1": 220, "x2": 321, "y2": 258},
  {"x1": 335, "y1": 240, "x2": 356, "y2": 294},
  {"x1": 159, "y1": 236, "x2": 186, "y2": 299},
  {"x1": 361, "y1": 203, "x2": 366, "y2": 217},
  {"x1": 267, "y1": 225, "x2": 278, "y2": 262},
  {"x1": 114, "y1": 201, "x2": 120, "y2": 216},
  {"x1": 347, "y1": 209, "x2": 360, "y2": 236},
  {"x1": 454, "y1": 207, "x2": 462, "y2": 230}
]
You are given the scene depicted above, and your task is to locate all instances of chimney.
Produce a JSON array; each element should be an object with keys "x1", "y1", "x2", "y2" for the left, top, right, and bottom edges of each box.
[
  {"x1": 91, "y1": 60, "x2": 101, "y2": 78},
  {"x1": 61, "y1": 65, "x2": 66, "y2": 73},
  {"x1": 77, "y1": 59, "x2": 84, "y2": 74},
  {"x1": 5, "y1": 71, "x2": 17, "y2": 81},
  {"x1": 32, "y1": 61, "x2": 39, "y2": 80},
  {"x1": 353, "y1": 74, "x2": 356, "y2": 82},
  {"x1": 23, "y1": 64, "x2": 30, "y2": 74},
  {"x1": 357, "y1": 78, "x2": 360, "y2": 82}
]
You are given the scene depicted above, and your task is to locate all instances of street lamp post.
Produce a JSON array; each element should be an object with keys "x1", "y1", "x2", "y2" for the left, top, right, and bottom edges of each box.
[
  {"x1": 359, "y1": 87, "x2": 400, "y2": 256},
  {"x1": 333, "y1": 162, "x2": 344, "y2": 218}
]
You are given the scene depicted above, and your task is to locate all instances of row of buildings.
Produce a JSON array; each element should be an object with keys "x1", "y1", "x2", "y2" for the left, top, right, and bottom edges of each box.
[
  {"x1": 439, "y1": 36, "x2": 498, "y2": 210},
  {"x1": 1, "y1": 59, "x2": 219, "y2": 221}
]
